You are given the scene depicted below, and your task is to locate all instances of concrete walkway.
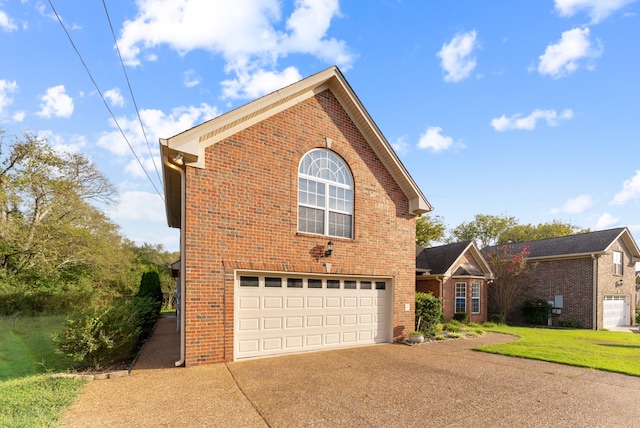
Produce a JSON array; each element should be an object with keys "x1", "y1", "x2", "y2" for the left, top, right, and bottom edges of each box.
[{"x1": 59, "y1": 317, "x2": 640, "y2": 427}]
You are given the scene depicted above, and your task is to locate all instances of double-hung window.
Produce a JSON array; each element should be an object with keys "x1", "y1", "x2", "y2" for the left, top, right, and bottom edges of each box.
[
  {"x1": 298, "y1": 149, "x2": 354, "y2": 239},
  {"x1": 471, "y1": 282, "x2": 480, "y2": 314},
  {"x1": 455, "y1": 282, "x2": 466, "y2": 313},
  {"x1": 613, "y1": 251, "x2": 623, "y2": 275}
]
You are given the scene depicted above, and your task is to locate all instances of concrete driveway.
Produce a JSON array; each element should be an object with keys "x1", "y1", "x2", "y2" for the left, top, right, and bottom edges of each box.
[{"x1": 59, "y1": 318, "x2": 640, "y2": 427}]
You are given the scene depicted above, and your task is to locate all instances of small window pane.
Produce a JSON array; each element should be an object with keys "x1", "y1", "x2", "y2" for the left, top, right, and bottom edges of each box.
[
  {"x1": 360, "y1": 281, "x2": 372, "y2": 290},
  {"x1": 240, "y1": 276, "x2": 259, "y2": 287},
  {"x1": 329, "y1": 212, "x2": 352, "y2": 238},
  {"x1": 298, "y1": 206, "x2": 324, "y2": 234},
  {"x1": 327, "y1": 280, "x2": 340, "y2": 289},
  {"x1": 287, "y1": 278, "x2": 303, "y2": 288},
  {"x1": 308, "y1": 279, "x2": 322, "y2": 289},
  {"x1": 375, "y1": 282, "x2": 386, "y2": 290},
  {"x1": 344, "y1": 280, "x2": 356, "y2": 289},
  {"x1": 265, "y1": 277, "x2": 282, "y2": 288}
]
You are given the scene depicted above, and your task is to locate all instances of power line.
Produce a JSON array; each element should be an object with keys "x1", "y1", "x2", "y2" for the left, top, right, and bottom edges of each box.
[
  {"x1": 47, "y1": 0, "x2": 164, "y2": 200},
  {"x1": 101, "y1": 0, "x2": 163, "y2": 186}
]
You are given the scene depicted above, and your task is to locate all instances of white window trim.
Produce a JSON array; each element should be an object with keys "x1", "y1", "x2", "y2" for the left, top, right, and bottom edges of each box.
[
  {"x1": 471, "y1": 282, "x2": 481, "y2": 314},
  {"x1": 613, "y1": 251, "x2": 623, "y2": 276},
  {"x1": 297, "y1": 149, "x2": 354, "y2": 239},
  {"x1": 455, "y1": 282, "x2": 466, "y2": 313}
]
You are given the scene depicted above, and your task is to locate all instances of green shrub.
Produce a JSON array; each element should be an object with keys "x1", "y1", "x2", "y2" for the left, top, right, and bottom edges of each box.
[
  {"x1": 489, "y1": 314, "x2": 504, "y2": 324},
  {"x1": 522, "y1": 297, "x2": 552, "y2": 325},
  {"x1": 636, "y1": 306, "x2": 640, "y2": 324},
  {"x1": 415, "y1": 292, "x2": 442, "y2": 337},
  {"x1": 53, "y1": 297, "x2": 156, "y2": 370},
  {"x1": 559, "y1": 318, "x2": 583, "y2": 329},
  {"x1": 453, "y1": 312, "x2": 468, "y2": 323},
  {"x1": 138, "y1": 271, "x2": 163, "y2": 316}
]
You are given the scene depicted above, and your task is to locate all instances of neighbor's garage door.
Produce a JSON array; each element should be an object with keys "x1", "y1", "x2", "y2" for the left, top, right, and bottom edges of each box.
[
  {"x1": 235, "y1": 274, "x2": 390, "y2": 360},
  {"x1": 603, "y1": 295, "x2": 627, "y2": 328}
]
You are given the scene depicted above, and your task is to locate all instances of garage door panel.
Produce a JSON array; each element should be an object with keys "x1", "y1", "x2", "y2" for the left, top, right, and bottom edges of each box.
[
  {"x1": 603, "y1": 296, "x2": 627, "y2": 327},
  {"x1": 264, "y1": 297, "x2": 283, "y2": 309},
  {"x1": 236, "y1": 275, "x2": 391, "y2": 360},
  {"x1": 263, "y1": 317, "x2": 282, "y2": 330}
]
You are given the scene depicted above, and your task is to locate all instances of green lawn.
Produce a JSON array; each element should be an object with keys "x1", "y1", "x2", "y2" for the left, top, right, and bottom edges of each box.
[
  {"x1": 0, "y1": 315, "x2": 85, "y2": 427},
  {"x1": 476, "y1": 325, "x2": 640, "y2": 377}
]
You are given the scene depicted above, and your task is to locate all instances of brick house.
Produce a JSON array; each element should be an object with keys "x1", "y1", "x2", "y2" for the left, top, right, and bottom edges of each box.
[
  {"x1": 484, "y1": 227, "x2": 640, "y2": 329},
  {"x1": 160, "y1": 67, "x2": 432, "y2": 365},
  {"x1": 416, "y1": 241, "x2": 493, "y2": 323}
]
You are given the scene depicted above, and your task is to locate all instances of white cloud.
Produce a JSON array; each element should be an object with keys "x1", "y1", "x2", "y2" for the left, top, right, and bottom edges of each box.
[
  {"x1": 596, "y1": 212, "x2": 619, "y2": 229},
  {"x1": 491, "y1": 109, "x2": 574, "y2": 131},
  {"x1": 437, "y1": 30, "x2": 478, "y2": 83},
  {"x1": 611, "y1": 170, "x2": 640, "y2": 205},
  {"x1": 104, "y1": 88, "x2": 125, "y2": 107},
  {"x1": 97, "y1": 103, "x2": 220, "y2": 160},
  {"x1": 417, "y1": 126, "x2": 464, "y2": 152},
  {"x1": 0, "y1": 9, "x2": 18, "y2": 32},
  {"x1": 0, "y1": 79, "x2": 18, "y2": 114},
  {"x1": 36, "y1": 85, "x2": 74, "y2": 118},
  {"x1": 183, "y1": 69, "x2": 201, "y2": 88},
  {"x1": 550, "y1": 194, "x2": 594, "y2": 214},
  {"x1": 391, "y1": 135, "x2": 410, "y2": 156},
  {"x1": 109, "y1": 190, "x2": 167, "y2": 223},
  {"x1": 116, "y1": 0, "x2": 353, "y2": 99},
  {"x1": 221, "y1": 66, "x2": 302, "y2": 99},
  {"x1": 554, "y1": 0, "x2": 636, "y2": 23},
  {"x1": 537, "y1": 27, "x2": 602, "y2": 79},
  {"x1": 36, "y1": 130, "x2": 87, "y2": 154},
  {"x1": 12, "y1": 111, "x2": 26, "y2": 122}
]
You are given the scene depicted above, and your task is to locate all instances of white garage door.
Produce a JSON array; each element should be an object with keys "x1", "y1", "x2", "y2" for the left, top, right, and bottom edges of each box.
[
  {"x1": 603, "y1": 295, "x2": 627, "y2": 328},
  {"x1": 235, "y1": 274, "x2": 390, "y2": 360}
]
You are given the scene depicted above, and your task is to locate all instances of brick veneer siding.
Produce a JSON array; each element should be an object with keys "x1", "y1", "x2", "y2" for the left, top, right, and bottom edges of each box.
[
  {"x1": 490, "y1": 236, "x2": 638, "y2": 329},
  {"x1": 183, "y1": 90, "x2": 417, "y2": 365},
  {"x1": 415, "y1": 249, "x2": 489, "y2": 324}
]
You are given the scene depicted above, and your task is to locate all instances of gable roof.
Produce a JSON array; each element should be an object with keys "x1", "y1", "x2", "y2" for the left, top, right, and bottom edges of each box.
[
  {"x1": 483, "y1": 227, "x2": 640, "y2": 261},
  {"x1": 160, "y1": 66, "x2": 432, "y2": 228},
  {"x1": 416, "y1": 241, "x2": 493, "y2": 278}
]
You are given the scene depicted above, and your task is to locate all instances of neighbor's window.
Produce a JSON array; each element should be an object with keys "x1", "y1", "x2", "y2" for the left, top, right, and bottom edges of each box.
[
  {"x1": 298, "y1": 149, "x2": 354, "y2": 238},
  {"x1": 455, "y1": 282, "x2": 466, "y2": 313},
  {"x1": 613, "y1": 251, "x2": 623, "y2": 275},
  {"x1": 471, "y1": 282, "x2": 481, "y2": 314}
]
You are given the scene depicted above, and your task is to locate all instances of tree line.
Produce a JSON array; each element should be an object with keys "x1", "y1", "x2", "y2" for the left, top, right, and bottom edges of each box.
[
  {"x1": 0, "y1": 130, "x2": 178, "y2": 316},
  {"x1": 416, "y1": 213, "x2": 589, "y2": 249}
]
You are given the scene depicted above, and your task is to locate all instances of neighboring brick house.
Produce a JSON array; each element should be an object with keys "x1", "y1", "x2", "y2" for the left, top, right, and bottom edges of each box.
[
  {"x1": 484, "y1": 227, "x2": 640, "y2": 329},
  {"x1": 415, "y1": 241, "x2": 493, "y2": 323},
  {"x1": 160, "y1": 67, "x2": 432, "y2": 366}
]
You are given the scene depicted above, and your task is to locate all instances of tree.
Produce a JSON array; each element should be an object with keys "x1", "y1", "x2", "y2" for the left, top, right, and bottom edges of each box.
[
  {"x1": 499, "y1": 220, "x2": 588, "y2": 244},
  {"x1": 416, "y1": 214, "x2": 446, "y2": 247},
  {"x1": 0, "y1": 132, "x2": 117, "y2": 277},
  {"x1": 448, "y1": 214, "x2": 517, "y2": 249},
  {"x1": 484, "y1": 244, "x2": 535, "y2": 322}
]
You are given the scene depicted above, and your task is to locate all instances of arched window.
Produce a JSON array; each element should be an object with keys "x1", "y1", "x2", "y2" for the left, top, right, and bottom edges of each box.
[{"x1": 298, "y1": 149, "x2": 353, "y2": 238}]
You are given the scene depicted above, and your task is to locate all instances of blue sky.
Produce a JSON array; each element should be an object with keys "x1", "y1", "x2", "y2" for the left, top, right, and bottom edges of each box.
[{"x1": 1, "y1": 0, "x2": 639, "y2": 252}]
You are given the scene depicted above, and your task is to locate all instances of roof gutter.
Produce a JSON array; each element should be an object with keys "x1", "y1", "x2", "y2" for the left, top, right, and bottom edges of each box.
[{"x1": 163, "y1": 154, "x2": 186, "y2": 367}]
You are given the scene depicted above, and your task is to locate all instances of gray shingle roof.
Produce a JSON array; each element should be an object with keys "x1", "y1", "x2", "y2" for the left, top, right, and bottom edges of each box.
[
  {"x1": 416, "y1": 241, "x2": 473, "y2": 274},
  {"x1": 483, "y1": 227, "x2": 627, "y2": 258}
]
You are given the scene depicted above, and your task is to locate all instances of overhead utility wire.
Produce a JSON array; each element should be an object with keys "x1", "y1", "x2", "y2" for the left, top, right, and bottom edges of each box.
[
  {"x1": 47, "y1": 0, "x2": 164, "y2": 200},
  {"x1": 102, "y1": 0, "x2": 163, "y2": 186}
]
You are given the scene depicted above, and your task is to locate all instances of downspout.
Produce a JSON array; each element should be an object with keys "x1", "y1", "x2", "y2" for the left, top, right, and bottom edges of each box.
[
  {"x1": 591, "y1": 254, "x2": 598, "y2": 330},
  {"x1": 164, "y1": 156, "x2": 186, "y2": 367}
]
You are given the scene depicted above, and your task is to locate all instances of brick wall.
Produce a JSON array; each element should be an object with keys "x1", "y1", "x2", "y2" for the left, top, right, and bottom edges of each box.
[
  {"x1": 491, "y1": 236, "x2": 638, "y2": 329},
  {"x1": 183, "y1": 89, "x2": 417, "y2": 365}
]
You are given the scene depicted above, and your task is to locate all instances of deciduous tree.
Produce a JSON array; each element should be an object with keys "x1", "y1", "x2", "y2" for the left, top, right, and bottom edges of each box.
[{"x1": 416, "y1": 214, "x2": 446, "y2": 247}]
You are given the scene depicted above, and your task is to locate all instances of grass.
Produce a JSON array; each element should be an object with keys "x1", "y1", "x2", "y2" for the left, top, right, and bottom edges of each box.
[
  {"x1": 477, "y1": 324, "x2": 640, "y2": 377},
  {"x1": 0, "y1": 315, "x2": 85, "y2": 427}
]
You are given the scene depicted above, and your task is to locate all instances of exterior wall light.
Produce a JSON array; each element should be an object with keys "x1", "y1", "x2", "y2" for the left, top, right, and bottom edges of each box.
[
  {"x1": 615, "y1": 279, "x2": 623, "y2": 287},
  {"x1": 325, "y1": 240, "x2": 333, "y2": 257},
  {"x1": 173, "y1": 153, "x2": 184, "y2": 165}
]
